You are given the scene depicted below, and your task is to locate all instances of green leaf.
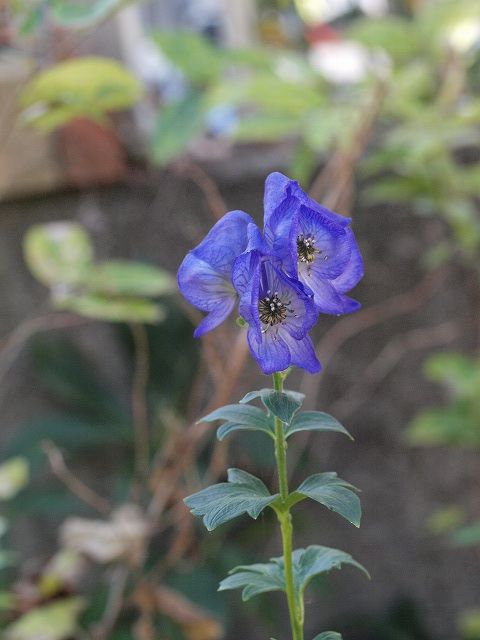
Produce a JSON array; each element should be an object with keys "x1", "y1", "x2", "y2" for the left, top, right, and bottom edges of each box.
[
  {"x1": 85, "y1": 260, "x2": 176, "y2": 297},
  {"x1": 292, "y1": 473, "x2": 361, "y2": 527},
  {"x1": 312, "y1": 633, "x2": 342, "y2": 640},
  {"x1": 261, "y1": 391, "x2": 303, "y2": 424},
  {"x1": 0, "y1": 457, "x2": 29, "y2": 500},
  {"x1": 50, "y1": 0, "x2": 119, "y2": 28},
  {"x1": 20, "y1": 56, "x2": 141, "y2": 132},
  {"x1": 151, "y1": 91, "x2": 205, "y2": 165},
  {"x1": 184, "y1": 468, "x2": 278, "y2": 531},
  {"x1": 4, "y1": 597, "x2": 84, "y2": 640},
  {"x1": 348, "y1": 16, "x2": 420, "y2": 63},
  {"x1": 285, "y1": 412, "x2": 353, "y2": 439},
  {"x1": 234, "y1": 112, "x2": 300, "y2": 142},
  {"x1": 459, "y1": 607, "x2": 480, "y2": 640},
  {"x1": 451, "y1": 521, "x2": 480, "y2": 548},
  {"x1": 154, "y1": 31, "x2": 223, "y2": 85},
  {"x1": 59, "y1": 293, "x2": 165, "y2": 324},
  {"x1": 219, "y1": 545, "x2": 368, "y2": 601},
  {"x1": 23, "y1": 222, "x2": 93, "y2": 287},
  {"x1": 199, "y1": 404, "x2": 275, "y2": 441},
  {"x1": 240, "y1": 388, "x2": 305, "y2": 405}
]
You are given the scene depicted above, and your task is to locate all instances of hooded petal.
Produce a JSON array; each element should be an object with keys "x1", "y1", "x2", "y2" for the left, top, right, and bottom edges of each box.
[
  {"x1": 177, "y1": 211, "x2": 262, "y2": 337},
  {"x1": 232, "y1": 249, "x2": 262, "y2": 341},
  {"x1": 289, "y1": 181, "x2": 351, "y2": 228},
  {"x1": 263, "y1": 172, "x2": 294, "y2": 228},
  {"x1": 191, "y1": 210, "x2": 257, "y2": 276}
]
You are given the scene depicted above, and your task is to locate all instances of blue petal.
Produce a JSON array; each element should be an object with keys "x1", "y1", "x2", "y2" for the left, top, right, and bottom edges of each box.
[
  {"x1": 192, "y1": 210, "x2": 256, "y2": 277},
  {"x1": 247, "y1": 327, "x2": 290, "y2": 375},
  {"x1": 194, "y1": 297, "x2": 236, "y2": 338},
  {"x1": 177, "y1": 253, "x2": 235, "y2": 312},
  {"x1": 232, "y1": 250, "x2": 262, "y2": 341},
  {"x1": 282, "y1": 333, "x2": 321, "y2": 373},
  {"x1": 330, "y1": 228, "x2": 364, "y2": 294}
]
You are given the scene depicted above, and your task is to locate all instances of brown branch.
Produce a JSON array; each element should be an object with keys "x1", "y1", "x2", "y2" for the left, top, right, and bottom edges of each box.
[
  {"x1": 42, "y1": 440, "x2": 111, "y2": 516},
  {"x1": 309, "y1": 79, "x2": 388, "y2": 213},
  {"x1": 172, "y1": 160, "x2": 227, "y2": 221},
  {"x1": 0, "y1": 311, "x2": 87, "y2": 389},
  {"x1": 130, "y1": 323, "x2": 151, "y2": 487},
  {"x1": 91, "y1": 564, "x2": 130, "y2": 640},
  {"x1": 330, "y1": 320, "x2": 459, "y2": 420},
  {"x1": 299, "y1": 265, "x2": 449, "y2": 405}
]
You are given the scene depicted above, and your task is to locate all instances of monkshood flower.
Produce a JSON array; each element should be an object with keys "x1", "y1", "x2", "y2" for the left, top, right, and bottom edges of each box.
[
  {"x1": 177, "y1": 210, "x2": 256, "y2": 337},
  {"x1": 232, "y1": 249, "x2": 320, "y2": 375},
  {"x1": 264, "y1": 172, "x2": 363, "y2": 315}
]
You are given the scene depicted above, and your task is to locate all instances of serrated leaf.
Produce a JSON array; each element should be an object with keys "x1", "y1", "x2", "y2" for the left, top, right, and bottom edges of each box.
[
  {"x1": 312, "y1": 633, "x2": 342, "y2": 640},
  {"x1": 4, "y1": 597, "x2": 84, "y2": 640},
  {"x1": 219, "y1": 545, "x2": 368, "y2": 601},
  {"x1": 151, "y1": 91, "x2": 206, "y2": 165},
  {"x1": 50, "y1": 0, "x2": 119, "y2": 28},
  {"x1": 24, "y1": 222, "x2": 93, "y2": 287},
  {"x1": 200, "y1": 404, "x2": 275, "y2": 441},
  {"x1": 0, "y1": 457, "x2": 29, "y2": 500},
  {"x1": 184, "y1": 469, "x2": 278, "y2": 531},
  {"x1": 293, "y1": 473, "x2": 361, "y2": 527},
  {"x1": 85, "y1": 260, "x2": 176, "y2": 297},
  {"x1": 59, "y1": 293, "x2": 165, "y2": 324},
  {"x1": 20, "y1": 56, "x2": 140, "y2": 132},
  {"x1": 285, "y1": 412, "x2": 352, "y2": 439}
]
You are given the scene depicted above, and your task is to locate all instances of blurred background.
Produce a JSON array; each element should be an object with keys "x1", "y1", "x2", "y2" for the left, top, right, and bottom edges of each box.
[{"x1": 0, "y1": 1, "x2": 480, "y2": 639}]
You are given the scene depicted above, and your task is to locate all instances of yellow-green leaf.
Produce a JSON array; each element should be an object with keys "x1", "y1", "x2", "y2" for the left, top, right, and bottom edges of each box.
[
  {"x1": 23, "y1": 222, "x2": 93, "y2": 287},
  {"x1": 86, "y1": 260, "x2": 176, "y2": 297},
  {"x1": 4, "y1": 597, "x2": 84, "y2": 640},
  {"x1": 0, "y1": 457, "x2": 29, "y2": 500},
  {"x1": 20, "y1": 56, "x2": 141, "y2": 132}
]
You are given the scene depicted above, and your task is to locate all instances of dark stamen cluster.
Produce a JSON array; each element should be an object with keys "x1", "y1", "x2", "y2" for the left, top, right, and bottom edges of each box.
[
  {"x1": 258, "y1": 292, "x2": 288, "y2": 327},
  {"x1": 297, "y1": 234, "x2": 319, "y2": 264}
]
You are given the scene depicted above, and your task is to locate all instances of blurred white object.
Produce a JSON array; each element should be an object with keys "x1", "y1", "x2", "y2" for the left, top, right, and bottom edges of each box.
[{"x1": 309, "y1": 40, "x2": 371, "y2": 84}]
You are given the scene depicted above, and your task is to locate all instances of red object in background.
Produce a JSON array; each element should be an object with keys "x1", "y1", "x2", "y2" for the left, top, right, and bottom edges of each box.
[
  {"x1": 58, "y1": 118, "x2": 127, "y2": 189},
  {"x1": 305, "y1": 23, "x2": 341, "y2": 45}
]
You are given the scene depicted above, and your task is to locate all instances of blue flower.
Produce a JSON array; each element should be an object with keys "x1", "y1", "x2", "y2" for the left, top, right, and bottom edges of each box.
[
  {"x1": 232, "y1": 250, "x2": 320, "y2": 375},
  {"x1": 177, "y1": 210, "x2": 257, "y2": 337},
  {"x1": 264, "y1": 172, "x2": 363, "y2": 315}
]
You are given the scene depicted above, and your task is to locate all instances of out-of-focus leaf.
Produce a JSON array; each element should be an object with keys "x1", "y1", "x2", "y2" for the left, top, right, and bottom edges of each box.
[
  {"x1": 459, "y1": 607, "x2": 480, "y2": 639},
  {"x1": 0, "y1": 591, "x2": 14, "y2": 610},
  {"x1": 407, "y1": 408, "x2": 480, "y2": 447},
  {"x1": 50, "y1": 0, "x2": 119, "y2": 28},
  {"x1": 154, "y1": 32, "x2": 223, "y2": 85},
  {"x1": 234, "y1": 112, "x2": 299, "y2": 142},
  {"x1": 451, "y1": 521, "x2": 480, "y2": 548},
  {"x1": 20, "y1": 56, "x2": 141, "y2": 131},
  {"x1": 86, "y1": 260, "x2": 176, "y2": 297},
  {"x1": 303, "y1": 105, "x2": 361, "y2": 152},
  {"x1": 184, "y1": 469, "x2": 278, "y2": 531},
  {"x1": 23, "y1": 222, "x2": 93, "y2": 287},
  {"x1": 39, "y1": 550, "x2": 86, "y2": 598},
  {"x1": 4, "y1": 597, "x2": 84, "y2": 640},
  {"x1": 151, "y1": 91, "x2": 205, "y2": 165},
  {"x1": 61, "y1": 505, "x2": 148, "y2": 564},
  {"x1": 426, "y1": 506, "x2": 466, "y2": 535},
  {"x1": 312, "y1": 633, "x2": 342, "y2": 640},
  {"x1": 60, "y1": 293, "x2": 165, "y2": 323},
  {"x1": 0, "y1": 457, "x2": 29, "y2": 500},
  {"x1": 423, "y1": 352, "x2": 480, "y2": 397},
  {"x1": 0, "y1": 550, "x2": 16, "y2": 571},
  {"x1": 348, "y1": 17, "x2": 420, "y2": 63}
]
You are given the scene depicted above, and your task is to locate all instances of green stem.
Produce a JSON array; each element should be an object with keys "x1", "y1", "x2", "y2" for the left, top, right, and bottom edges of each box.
[{"x1": 273, "y1": 372, "x2": 304, "y2": 640}]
